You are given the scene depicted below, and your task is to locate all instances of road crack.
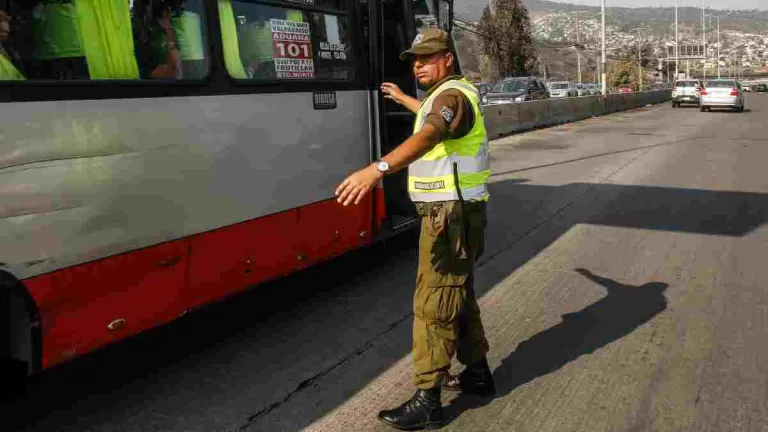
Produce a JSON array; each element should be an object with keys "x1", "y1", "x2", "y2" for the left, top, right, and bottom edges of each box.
[{"x1": 236, "y1": 313, "x2": 412, "y2": 431}]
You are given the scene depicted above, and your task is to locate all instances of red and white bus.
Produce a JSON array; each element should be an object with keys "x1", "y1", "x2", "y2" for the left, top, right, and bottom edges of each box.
[{"x1": 0, "y1": 0, "x2": 454, "y2": 385}]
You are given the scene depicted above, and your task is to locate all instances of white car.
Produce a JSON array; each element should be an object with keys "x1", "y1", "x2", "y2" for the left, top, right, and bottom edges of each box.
[
  {"x1": 549, "y1": 81, "x2": 576, "y2": 98},
  {"x1": 699, "y1": 79, "x2": 745, "y2": 112}
]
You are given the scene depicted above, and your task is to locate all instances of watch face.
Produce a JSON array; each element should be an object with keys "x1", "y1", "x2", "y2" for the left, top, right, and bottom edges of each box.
[{"x1": 377, "y1": 161, "x2": 389, "y2": 172}]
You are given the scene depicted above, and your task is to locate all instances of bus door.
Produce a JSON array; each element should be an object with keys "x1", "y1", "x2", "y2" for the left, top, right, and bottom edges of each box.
[{"x1": 373, "y1": 0, "x2": 453, "y2": 230}]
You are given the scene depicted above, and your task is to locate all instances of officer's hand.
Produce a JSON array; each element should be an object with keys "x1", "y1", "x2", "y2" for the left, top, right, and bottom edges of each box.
[
  {"x1": 335, "y1": 165, "x2": 383, "y2": 206},
  {"x1": 381, "y1": 82, "x2": 406, "y2": 105}
]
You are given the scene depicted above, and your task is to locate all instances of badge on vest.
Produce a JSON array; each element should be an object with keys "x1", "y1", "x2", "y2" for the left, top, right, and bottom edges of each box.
[
  {"x1": 440, "y1": 106, "x2": 454, "y2": 123},
  {"x1": 413, "y1": 180, "x2": 446, "y2": 190}
]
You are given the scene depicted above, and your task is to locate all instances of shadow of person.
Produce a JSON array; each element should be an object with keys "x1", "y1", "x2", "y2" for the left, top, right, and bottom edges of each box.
[{"x1": 444, "y1": 268, "x2": 669, "y2": 422}]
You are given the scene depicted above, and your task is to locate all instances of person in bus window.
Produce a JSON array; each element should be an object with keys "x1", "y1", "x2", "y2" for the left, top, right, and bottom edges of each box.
[
  {"x1": 149, "y1": 4, "x2": 183, "y2": 79},
  {"x1": 28, "y1": 0, "x2": 89, "y2": 80},
  {"x1": 170, "y1": 8, "x2": 206, "y2": 79},
  {"x1": 335, "y1": 28, "x2": 494, "y2": 430},
  {"x1": 0, "y1": 11, "x2": 25, "y2": 80},
  {"x1": 239, "y1": 9, "x2": 276, "y2": 79}
]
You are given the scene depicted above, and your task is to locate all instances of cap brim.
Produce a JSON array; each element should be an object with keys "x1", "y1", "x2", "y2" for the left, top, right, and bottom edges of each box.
[{"x1": 399, "y1": 45, "x2": 444, "y2": 61}]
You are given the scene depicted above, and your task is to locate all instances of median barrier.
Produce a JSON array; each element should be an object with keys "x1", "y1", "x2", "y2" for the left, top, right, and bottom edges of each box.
[
  {"x1": 570, "y1": 96, "x2": 596, "y2": 121},
  {"x1": 517, "y1": 99, "x2": 550, "y2": 130},
  {"x1": 482, "y1": 90, "x2": 671, "y2": 140},
  {"x1": 483, "y1": 102, "x2": 522, "y2": 139},
  {"x1": 546, "y1": 97, "x2": 575, "y2": 125}
]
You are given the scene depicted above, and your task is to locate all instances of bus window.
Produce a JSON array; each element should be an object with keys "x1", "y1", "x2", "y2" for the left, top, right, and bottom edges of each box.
[
  {"x1": 133, "y1": 0, "x2": 210, "y2": 80},
  {"x1": 0, "y1": 11, "x2": 24, "y2": 80},
  {"x1": 1, "y1": 0, "x2": 209, "y2": 81},
  {"x1": 219, "y1": 0, "x2": 355, "y2": 81}
]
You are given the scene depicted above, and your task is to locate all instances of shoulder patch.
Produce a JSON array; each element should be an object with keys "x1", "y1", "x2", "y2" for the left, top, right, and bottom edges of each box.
[{"x1": 440, "y1": 106, "x2": 455, "y2": 123}]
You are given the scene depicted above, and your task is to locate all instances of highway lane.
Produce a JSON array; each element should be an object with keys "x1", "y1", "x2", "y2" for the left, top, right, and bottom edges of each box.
[{"x1": 3, "y1": 95, "x2": 767, "y2": 432}]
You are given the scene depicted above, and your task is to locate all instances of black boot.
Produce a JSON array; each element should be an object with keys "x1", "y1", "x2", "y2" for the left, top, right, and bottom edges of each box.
[
  {"x1": 443, "y1": 358, "x2": 496, "y2": 396},
  {"x1": 377, "y1": 387, "x2": 444, "y2": 430}
]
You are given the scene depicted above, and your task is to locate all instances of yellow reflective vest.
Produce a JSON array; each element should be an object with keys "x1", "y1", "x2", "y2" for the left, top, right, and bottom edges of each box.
[{"x1": 408, "y1": 77, "x2": 490, "y2": 202}]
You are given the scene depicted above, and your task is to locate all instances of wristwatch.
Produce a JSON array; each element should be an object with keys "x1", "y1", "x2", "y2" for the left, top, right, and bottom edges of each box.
[{"x1": 374, "y1": 160, "x2": 390, "y2": 175}]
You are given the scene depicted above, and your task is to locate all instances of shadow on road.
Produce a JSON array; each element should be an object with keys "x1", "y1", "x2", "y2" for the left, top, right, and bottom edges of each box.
[{"x1": 444, "y1": 269, "x2": 669, "y2": 423}]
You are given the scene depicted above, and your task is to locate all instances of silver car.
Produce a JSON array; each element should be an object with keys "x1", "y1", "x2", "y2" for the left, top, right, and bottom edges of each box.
[
  {"x1": 700, "y1": 79, "x2": 746, "y2": 112},
  {"x1": 549, "y1": 81, "x2": 576, "y2": 98}
]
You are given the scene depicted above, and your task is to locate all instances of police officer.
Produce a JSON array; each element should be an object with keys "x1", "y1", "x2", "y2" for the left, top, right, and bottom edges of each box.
[{"x1": 335, "y1": 28, "x2": 495, "y2": 430}]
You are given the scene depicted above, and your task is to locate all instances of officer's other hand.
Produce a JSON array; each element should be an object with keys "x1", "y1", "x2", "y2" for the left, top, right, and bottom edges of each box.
[
  {"x1": 335, "y1": 165, "x2": 383, "y2": 206},
  {"x1": 381, "y1": 82, "x2": 406, "y2": 105}
]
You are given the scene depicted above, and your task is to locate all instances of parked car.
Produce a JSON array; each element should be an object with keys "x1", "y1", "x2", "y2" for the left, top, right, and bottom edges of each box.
[
  {"x1": 617, "y1": 85, "x2": 634, "y2": 94},
  {"x1": 671, "y1": 80, "x2": 703, "y2": 107},
  {"x1": 757, "y1": 83, "x2": 768, "y2": 93},
  {"x1": 482, "y1": 77, "x2": 549, "y2": 105},
  {"x1": 575, "y1": 84, "x2": 591, "y2": 97},
  {"x1": 548, "y1": 81, "x2": 577, "y2": 98},
  {"x1": 700, "y1": 79, "x2": 745, "y2": 112},
  {"x1": 473, "y1": 82, "x2": 493, "y2": 98}
]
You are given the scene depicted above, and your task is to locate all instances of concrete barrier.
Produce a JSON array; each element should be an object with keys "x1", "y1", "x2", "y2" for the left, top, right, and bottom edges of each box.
[
  {"x1": 546, "y1": 98, "x2": 575, "y2": 125},
  {"x1": 483, "y1": 102, "x2": 522, "y2": 139},
  {"x1": 482, "y1": 90, "x2": 671, "y2": 140},
  {"x1": 517, "y1": 99, "x2": 550, "y2": 130},
  {"x1": 570, "y1": 96, "x2": 596, "y2": 121}
]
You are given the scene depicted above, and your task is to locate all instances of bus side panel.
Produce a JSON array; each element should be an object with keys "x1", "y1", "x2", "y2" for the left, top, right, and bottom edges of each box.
[
  {"x1": 21, "y1": 195, "x2": 376, "y2": 370},
  {"x1": 24, "y1": 239, "x2": 188, "y2": 369},
  {"x1": 298, "y1": 195, "x2": 373, "y2": 264},
  {"x1": 186, "y1": 208, "x2": 301, "y2": 309},
  {"x1": 0, "y1": 91, "x2": 371, "y2": 282}
]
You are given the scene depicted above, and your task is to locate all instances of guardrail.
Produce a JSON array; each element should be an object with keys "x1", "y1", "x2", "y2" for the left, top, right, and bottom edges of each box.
[{"x1": 483, "y1": 90, "x2": 672, "y2": 139}]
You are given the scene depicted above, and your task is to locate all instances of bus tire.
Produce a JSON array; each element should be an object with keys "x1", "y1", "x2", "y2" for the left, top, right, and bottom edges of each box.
[{"x1": 0, "y1": 272, "x2": 39, "y2": 398}]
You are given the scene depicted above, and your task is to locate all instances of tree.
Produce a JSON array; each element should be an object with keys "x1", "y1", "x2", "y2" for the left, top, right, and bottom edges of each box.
[
  {"x1": 608, "y1": 59, "x2": 637, "y2": 90},
  {"x1": 624, "y1": 43, "x2": 654, "y2": 68},
  {"x1": 477, "y1": 0, "x2": 537, "y2": 78}
]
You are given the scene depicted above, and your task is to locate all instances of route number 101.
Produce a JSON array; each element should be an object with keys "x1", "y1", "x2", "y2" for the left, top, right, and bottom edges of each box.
[{"x1": 275, "y1": 42, "x2": 311, "y2": 59}]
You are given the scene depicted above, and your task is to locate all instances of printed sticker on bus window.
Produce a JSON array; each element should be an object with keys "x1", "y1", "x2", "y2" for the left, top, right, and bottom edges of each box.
[{"x1": 270, "y1": 19, "x2": 315, "y2": 79}]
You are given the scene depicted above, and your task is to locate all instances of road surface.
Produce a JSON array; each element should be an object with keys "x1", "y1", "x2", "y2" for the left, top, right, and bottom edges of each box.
[{"x1": 4, "y1": 95, "x2": 768, "y2": 432}]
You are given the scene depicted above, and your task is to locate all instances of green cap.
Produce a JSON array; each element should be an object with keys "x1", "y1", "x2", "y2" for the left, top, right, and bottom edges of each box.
[{"x1": 399, "y1": 28, "x2": 453, "y2": 60}]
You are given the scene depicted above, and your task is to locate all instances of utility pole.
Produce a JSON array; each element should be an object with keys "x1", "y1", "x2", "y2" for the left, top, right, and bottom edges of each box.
[
  {"x1": 577, "y1": 10, "x2": 582, "y2": 84},
  {"x1": 717, "y1": 15, "x2": 720, "y2": 78},
  {"x1": 702, "y1": 0, "x2": 707, "y2": 80},
  {"x1": 638, "y1": 39, "x2": 643, "y2": 91},
  {"x1": 675, "y1": 0, "x2": 679, "y2": 80},
  {"x1": 601, "y1": 0, "x2": 607, "y2": 95}
]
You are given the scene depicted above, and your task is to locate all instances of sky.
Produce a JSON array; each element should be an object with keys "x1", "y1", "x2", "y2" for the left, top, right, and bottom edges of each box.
[{"x1": 564, "y1": 0, "x2": 767, "y2": 9}]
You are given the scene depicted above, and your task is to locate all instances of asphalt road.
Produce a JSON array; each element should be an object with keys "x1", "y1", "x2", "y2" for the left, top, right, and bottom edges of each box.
[{"x1": 3, "y1": 95, "x2": 768, "y2": 432}]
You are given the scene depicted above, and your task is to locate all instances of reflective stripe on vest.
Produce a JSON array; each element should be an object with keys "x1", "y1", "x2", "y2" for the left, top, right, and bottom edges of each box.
[{"x1": 408, "y1": 78, "x2": 490, "y2": 202}]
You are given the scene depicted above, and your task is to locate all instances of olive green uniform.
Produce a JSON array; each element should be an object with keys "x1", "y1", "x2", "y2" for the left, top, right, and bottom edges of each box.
[{"x1": 411, "y1": 76, "x2": 490, "y2": 389}]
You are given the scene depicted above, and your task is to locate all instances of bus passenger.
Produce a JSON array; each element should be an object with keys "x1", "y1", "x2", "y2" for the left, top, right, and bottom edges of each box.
[
  {"x1": 335, "y1": 28, "x2": 495, "y2": 431},
  {"x1": 149, "y1": 6, "x2": 183, "y2": 79},
  {"x1": 29, "y1": 1, "x2": 89, "y2": 80},
  {"x1": 171, "y1": 10, "x2": 206, "y2": 79},
  {"x1": 0, "y1": 11, "x2": 25, "y2": 80}
]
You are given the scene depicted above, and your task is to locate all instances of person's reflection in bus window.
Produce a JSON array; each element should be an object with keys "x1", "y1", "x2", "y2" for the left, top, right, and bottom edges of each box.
[
  {"x1": 171, "y1": 8, "x2": 207, "y2": 79},
  {"x1": 0, "y1": 11, "x2": 25, "y2": 80},
  {"x1": 240, "y1": 8, "x2": 277, "y2": 79},
  {"x1": 149, "y1": 4, "x2": 183, "y2": 79},
  {"x1": 29, "y1": 1, "x2": 89, "y2": 80}
]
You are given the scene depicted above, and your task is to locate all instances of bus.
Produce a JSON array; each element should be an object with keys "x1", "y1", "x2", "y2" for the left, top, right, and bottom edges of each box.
[{"x1": 0, "y1": 0, "x2": 454, "y2": 386}]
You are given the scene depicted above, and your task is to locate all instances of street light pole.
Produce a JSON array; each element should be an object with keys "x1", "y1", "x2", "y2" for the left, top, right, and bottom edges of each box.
[
  {"x1": 675, "y1": 0, "x2": 679, "y2": 80},
  {"x1": 638, "y1": 38, "x2": 643, "y2": 91},
  {"x1": 702, "y1": 0, "x2": 706, "y2": 80},
  {"x1": 630, "y1": 28, "x2": 646, "y2": 91},
  {"x1": 577, "y1": 10, "x2": 582, "y2": 84},
  {"x1": 601, "y1": 0, "x2": 607, "y2": 95},
  {"x1": 717, "y1": 15, "x2": 721, "y2": 78}
]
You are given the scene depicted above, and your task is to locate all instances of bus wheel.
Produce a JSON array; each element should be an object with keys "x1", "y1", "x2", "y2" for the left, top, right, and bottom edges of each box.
[{"x1": 0, "y1": 276, "x2": 35, "y2": 399}]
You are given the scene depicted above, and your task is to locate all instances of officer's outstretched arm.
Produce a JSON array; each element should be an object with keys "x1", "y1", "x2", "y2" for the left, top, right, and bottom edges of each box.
[{"x1": 335, "y1": 124, "x2": 440, "y2": 206}]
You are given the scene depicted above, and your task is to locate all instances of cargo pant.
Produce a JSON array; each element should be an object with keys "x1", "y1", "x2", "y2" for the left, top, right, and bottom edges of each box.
[{"x1": 412, "y1": 200, "x2": 490, "y2": 389}]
